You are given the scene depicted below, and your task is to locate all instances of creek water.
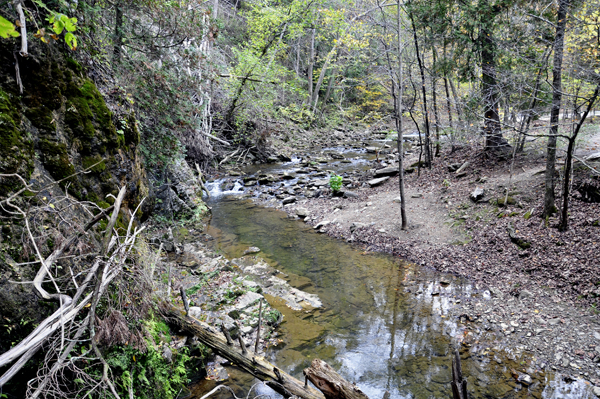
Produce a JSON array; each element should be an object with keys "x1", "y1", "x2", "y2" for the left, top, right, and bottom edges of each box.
[{"x1": 187, "y1": 154, "x2": 593, "y2": 399}]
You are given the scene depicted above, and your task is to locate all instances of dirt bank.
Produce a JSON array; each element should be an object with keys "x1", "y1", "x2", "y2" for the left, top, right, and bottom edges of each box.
[{"x1": 275, "y1": 144, "x2": 600, "y2": 389}]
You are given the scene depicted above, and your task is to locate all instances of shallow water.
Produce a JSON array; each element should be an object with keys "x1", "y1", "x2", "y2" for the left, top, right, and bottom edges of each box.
[{"x1": 187, "y1": 158, "x2": 593, "y2": 399}]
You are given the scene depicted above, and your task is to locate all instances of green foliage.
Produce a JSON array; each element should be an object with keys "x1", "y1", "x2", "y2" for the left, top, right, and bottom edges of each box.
[
  {"x1": 0, "y1": 15, "x2": 19, "y2": 38},
  {"x1": 329, "y1": 174, "x2": 343, "y2": 192},
  {"x1": 105, "y1": 344, "x2": 190, "y2": 399}
]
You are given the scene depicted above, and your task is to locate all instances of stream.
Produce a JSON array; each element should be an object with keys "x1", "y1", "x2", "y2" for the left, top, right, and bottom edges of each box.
[{"x1": 186, "y1": 145, "x2": 593, "y2": 399}]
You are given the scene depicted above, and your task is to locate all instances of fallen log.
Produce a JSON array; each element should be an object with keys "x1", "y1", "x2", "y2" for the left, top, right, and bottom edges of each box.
[
  {"x1": 303, "y1": 359, "x2": 370, "y2": 399},
  {"x1": 162, "y1": 305, "x2": 325, "y2": 399}
]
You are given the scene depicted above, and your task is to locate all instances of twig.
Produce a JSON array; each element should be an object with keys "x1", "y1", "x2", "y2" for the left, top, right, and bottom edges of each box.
[
  {"x1": 198, "y1": 130, "x2": 231, "y2": 146},
  {"x1": 254, "y1": 298, "x2": 263, "y2": 354}
]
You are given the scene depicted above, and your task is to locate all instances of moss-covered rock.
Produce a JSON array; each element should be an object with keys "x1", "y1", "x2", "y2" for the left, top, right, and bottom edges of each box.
[{"x1": 0, "y1": 89, "x2": 34, "y2": 192}]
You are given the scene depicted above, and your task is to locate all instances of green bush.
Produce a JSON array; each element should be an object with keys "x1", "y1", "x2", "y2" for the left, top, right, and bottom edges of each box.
[{"x1": 329, "y1": 175, "x2": 343, "y2": 192}]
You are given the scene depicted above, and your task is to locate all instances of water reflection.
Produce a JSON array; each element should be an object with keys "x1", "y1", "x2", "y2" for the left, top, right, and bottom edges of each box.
[{"x1": 186, "y1": 197, "x2": 593, "y2": 399}]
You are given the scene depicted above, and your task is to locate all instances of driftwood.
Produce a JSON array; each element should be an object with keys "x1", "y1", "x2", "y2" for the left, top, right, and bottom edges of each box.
[
  {"x1": 162, "y1": 305, "x2": 325, "y2": 399},
  {"x1": 303, "y1": 359, "x2": 370, "y2": 399},
  {"x1": 451, "y1": 349, "x2": 468, "y2": 399}
]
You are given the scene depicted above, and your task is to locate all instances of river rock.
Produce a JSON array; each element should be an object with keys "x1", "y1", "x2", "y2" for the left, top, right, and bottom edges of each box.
[
  {"x1": 592, "y1": 386, "x2": 600, "y2": 397},
  {"x1": 343, "y1": 190, "x2": 359, "y2": 198},
  {"x1": 519, "y1": 289, "x2": 533, "y2": 299},
  {"x1": 368, "y1": 176, "x2": 389, "y2": 187},
  {"x1": 312, "y1": 178, "x2": 330, "y2": 187},
  {"x1": 162, "y1": 346, "x2": 173, "y2": 363},
  {"x1": 350, "y1": 222, "x2": 367, "y2": 232},
  {"x1": 365, "y1": 146, "x2": 380, "y2": 153},
  {"x1": 243, "y1": 246, "x2": 261, "y2": 255},
  {"x1": 329, "y1": 152, "x2": 345, "y2": 159},
  {"x1": 314, "y1": 220, "x2": 330, "y2": 230},
  {"x1": 188, "y1": 306, "x2": 203, "y2": 319},
  {"x1": 296, "y1": 207, "x2": 310, "y2": 218},
  {"x1": 517, "y1": 373, "x2": 533, "y2": 386},
  {"x1": 470, "y1": 187, "x2": 485, "y2": 202},
  {"x1": 282, "y1": 171, "x2": 296, "y2": 179},
  {"x1": 374, "y1": 166, "x2": 398, "y2": 177},
  {"x1": 585, "y1": 152, "x2": 600, "y2": 162},
  {"x1": 282, "y1": 196, "x2": 297, "y2": 205},
  {"x1": 234, "y1": 292, "x2": 263, "y2": 310}
]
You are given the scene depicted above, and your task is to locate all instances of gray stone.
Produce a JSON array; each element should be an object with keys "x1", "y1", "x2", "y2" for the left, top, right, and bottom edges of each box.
[
  {"x1": 489, "y1": 287, "x2": 504, "y2": 298},
  {"x1": 162, "y1": 346, "x2": 173, "y2": 363},
  {"x1": 470, "y1": 187, "x2": 485, "y2": 202},
  {"x1": 314, "y1": 220, "x2": 330, "y2": 230},
  {"x1": 188, "y1": 306, "x2": 203, "y2": 319},
  {"x1": 592, "y1": 386, "x2": 600, "y2": 397},
  {"x1": 282, "y1": 196, "x2": 297, "y2": 205},
  {"x1": 594, "y1": 331, "x2": 600, "y2": 340},
  {"x1": 374, "y1": 166, "x2": 398, "y2": 177},
  {"x1": 282, "y1": 172, "x2": 296, "y2": 179},
  {"x1": 343, "y1": 190, "x2": 359, "y2": 198},
  {"x1": 585, "y1": 152, "x2": 600, "y2": 162},
  {"x1": 350, "y1": 222, "x2": 367, "y2": 232},
  {"x1": 393, "y1": 197, "x2": 402, "y2": 203},
  {"x1": 368, "y1": 176, "x2": 390, "y2": 187},
  {"x1": 365, "y1": 146, "x2": 380, "y2": 153},
  {"x1": 296, "y1": 207, "x2": 310, "y2": 218},
  {"x1": 517, "y1": 374, "x2": 533, "y2": 386},
  {"x1": 411, "y1": 193, "x2": 423, "y2": 198},
  {"x1": 519, "y1": 289, "x2": 534, "y2": 299},
  {"x1": 240, "y1": 325, "x2": 254, "y2": 335},
  {"x1": 235, "y1": 292, "x2": 263, "y2": 310},
  {"x1": 313, "y1": 178, "x2": 330, "y2": 187},
  {"x1": 548, "y1": 318, "x2": 560, "y2": 325},
  {"x1": 448, "y1": 163, "x2": 462, "y2": 172},
  {"x1": 243, "y1": 246, "x2": 261, "y2": 255}
]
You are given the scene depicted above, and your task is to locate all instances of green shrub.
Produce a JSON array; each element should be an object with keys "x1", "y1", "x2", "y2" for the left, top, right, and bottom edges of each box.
[{"x1": 329, "y1": 174, "x2": 343, "y2": 192}]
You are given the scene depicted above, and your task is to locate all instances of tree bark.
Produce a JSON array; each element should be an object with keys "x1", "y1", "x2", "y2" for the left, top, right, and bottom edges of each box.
[
  {"x1": 304, "y1": 359, "x2": 370, "y2": 399},
  {"x1": 162, "y1": 305, "x2": 325, "y2": 399},
  {"x1": 558, "y1": 83, "x2": 599, "y2": 231},
  {"x1": 409, "y1": 6, "x2": 431, "y2": 167},
  {"x1": 480, "y1": 19, "x2": 509, "y2": 151},
  {"x1": 543, "y1": 0, "x2": 570, "y2": 218},
  {"x1": 113, "y1": 1, "x2": 124, "y2": 67},
  {"x1": 307, "y1": 26, "x2": 316, "y2": 106}
]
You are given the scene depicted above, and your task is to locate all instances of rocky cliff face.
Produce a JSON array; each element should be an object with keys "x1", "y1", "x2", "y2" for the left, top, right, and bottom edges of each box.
[{"x1": 0, "y1": 41, "x2": 154, "y2": 352}]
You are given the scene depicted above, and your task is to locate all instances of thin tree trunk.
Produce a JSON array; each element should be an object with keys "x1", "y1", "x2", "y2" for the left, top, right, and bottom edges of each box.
[
  {"x1": 307, "y1": 26, "x2": 316, "y2": 105},
  {"x1": 397, "y1": 0, "x2": 407, "y2": 230},
  {"x1": 113, "y1": 1, "x2": 123, "y2": 67},
  {"x1": 408, "y1": 7, "x2": 431, "y2": 167},
  {"x1": 517, "y1": 46, "x2": 552, "y2": 152},
  {"x1": 559, "y1": 84, "x2": 599, "y2": 231},
  {"x1": 543, "y1": 0, "x2": 570, "y2": 218},
  {"x1": 431, "y1": 48, "x2": 441, "y2": 157},
  {"x1": 448, "y1": 77, "x2": 462, "y2": 122}
]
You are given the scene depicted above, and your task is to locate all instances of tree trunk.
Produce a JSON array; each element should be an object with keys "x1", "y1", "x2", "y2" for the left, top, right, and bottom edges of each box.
[
  {"x1": 304, "y1": 359, "x2": 370, "y2": 399},
  {"x1": 409, "y1": 7, "x2": 431, "y2": 167},
  {"x1": 162, "y1": 305, "x2": 325, "y2": 399},
  {"x1": 396, "y1": 0, "x2": 407, "y2": 229},
  {"x1": 543, "y1": 0, "x2": 570, "y2": 218},
  {"x1": 431, "y1": 48, "x2": 441, "y2": 157},
  {"x1": 113, "y1": 1, "x2": 124, "y2": 67},
  {"x1": 307, "y1": 26, "x2": 316, "y2": 105},
  {"x1": 480, "y1": 21, "x2": 509, "y2": 151},
  {"x1": 517, "y1": 46, "x2": 552, "y2": 152},
  {"x1": 559, "y1": 84, "x2": 599, "y2": 231}
]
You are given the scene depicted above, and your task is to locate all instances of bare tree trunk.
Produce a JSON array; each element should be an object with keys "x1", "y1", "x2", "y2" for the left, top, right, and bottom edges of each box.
[
  {"x1": 543, "y1": 0, "x2": 570, "y2": 218},
  {"x1": 558, "y1": 84, "x2": 599, "y2": 231},
  {"x1": 113, "y1": 0, "x2": 123, "y2": 67},
  {"x1": 431, "y1": 48, "x2": 441, "y2": 157},
  {"x1": 517, "y1": 46, "x2": 552, "y2": 152},
  {"x1": 397, "y1": 0, "x2": 407, "y2": 229},
  {"x1": 480, "y1": 21, "x2": 509, "y2": 151},
  {"x1": 307, "y1": 26, "x2": 316, "y2": 105},
  {"x1": 408, "y1": 7, "x2": 431, "y2": 167}
]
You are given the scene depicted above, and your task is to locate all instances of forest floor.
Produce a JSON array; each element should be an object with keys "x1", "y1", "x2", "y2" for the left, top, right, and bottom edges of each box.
[{"x1": 265, "y1": 123, "x2": 600, "y2": 388}]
